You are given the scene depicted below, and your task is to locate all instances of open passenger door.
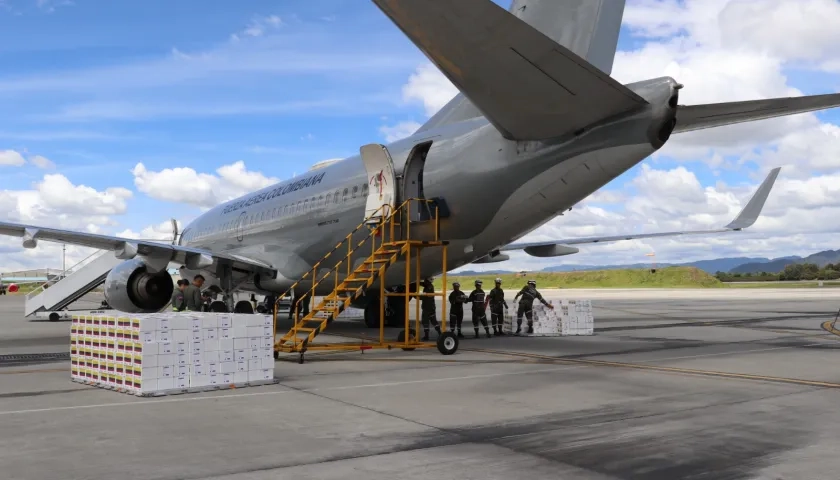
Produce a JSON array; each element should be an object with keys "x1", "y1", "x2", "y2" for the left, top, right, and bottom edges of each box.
[{"x1": 360, "y1": 144, "x2": 397, "y2": 224}]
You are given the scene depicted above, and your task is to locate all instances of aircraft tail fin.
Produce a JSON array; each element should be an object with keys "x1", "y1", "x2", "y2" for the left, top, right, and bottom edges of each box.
[
  {"x1": 413, "y1": 0, "x2": 628, "y2": 135},
  {"x1": 375, "y1": 0, "x2": 645, "y2": 141}
]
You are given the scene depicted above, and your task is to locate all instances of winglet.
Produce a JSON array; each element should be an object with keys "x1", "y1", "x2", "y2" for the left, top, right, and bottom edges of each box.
[{"x1": 724, "y1": 167, "x2": 781, "y2": 230}]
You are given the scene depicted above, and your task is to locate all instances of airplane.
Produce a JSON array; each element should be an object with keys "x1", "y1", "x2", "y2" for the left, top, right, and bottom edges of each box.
[{"x1": 0, "y1": 0, "x2": 836, "y2": 330}]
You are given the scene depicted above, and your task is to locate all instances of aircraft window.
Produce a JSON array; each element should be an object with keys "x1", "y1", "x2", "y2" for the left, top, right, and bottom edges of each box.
[
  {"x1": 249, "y1": 215, "x2": 255, "y2": 225},
  {"x1": 272, "y1": 208, "x2": 277, "y2": 218},
  {"x1": 333, "y1": 191, "x2": 339, "y2": 204},
  {"x1": 283, "y1": 205, "x2": 288, "y2": 215},
  {"x1": 362, "y1": 183, "x2": 368, "y2": 195},
  {"x1": 318, "y1": 194, "x2": 324, "y2": 206},
  {"x1": 296, "y1": 201, "x2": 302, "y2": 213},
  {"x1": 352, "y1": 186, "x2": 358, "y2": 199},
  {"x1": 304, "y1": 199, "x2": 309, "y2": 211},
  {"x1": 310, "y1": 196, "x2": 316, "y2": 207},
  {"x1": 342, "y1": 188, "x2": 348, "y2": 202}
]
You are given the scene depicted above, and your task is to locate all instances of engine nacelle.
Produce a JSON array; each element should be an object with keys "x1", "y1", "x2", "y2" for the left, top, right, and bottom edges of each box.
[
  {"x1": 523, "y1": 244, "x2": 580, "y2": 258},
  {"x1": 104, "y1": 258, "x2": 175, "y2": 313}
]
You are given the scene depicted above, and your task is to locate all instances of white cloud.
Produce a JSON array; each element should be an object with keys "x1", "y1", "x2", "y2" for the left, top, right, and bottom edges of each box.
[
  {"x1": 30, "y1": 154, "x2": 55, "y2": 169},
  {"x1": 379, "y1": 121, "x2": 421, "y2": 143},
  {"x1": 401, "y1": 63, "x2": 458, "y2": 117},
  {"x1": 116, "y1": 220, "x2": 181, "y2": 242},
  {"x1": 0, "y1": 173, "x2": 133, "y2": 272},
  {"x1": 132, "y1": 160, "x2": 278, "y2": 209},
  {"x1": 0, "y1": 149, "x2": 25, "y2": 166}
]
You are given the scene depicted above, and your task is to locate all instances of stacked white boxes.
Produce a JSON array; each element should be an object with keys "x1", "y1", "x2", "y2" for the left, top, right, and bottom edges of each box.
[
  {"x1": 70, "y1": 312, "x2": 277, "y2": 396},
  {"x1": 502, "y1": 299, "x2": 594, "y2": 336}
]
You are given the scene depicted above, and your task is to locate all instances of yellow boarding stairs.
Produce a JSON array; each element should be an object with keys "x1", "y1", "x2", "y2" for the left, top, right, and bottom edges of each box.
[{"x1": 271, "y1": 198, "x2": 457, "y2": 363}]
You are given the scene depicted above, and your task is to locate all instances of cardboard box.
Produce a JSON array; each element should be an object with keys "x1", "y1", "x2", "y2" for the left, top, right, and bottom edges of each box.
[
  {"x1": 207, "y1": 362, "x2": 219, "y2": 375},
  {"x1": 248, "y1": 369, "x2": 274, "y2": 382},
  {"x1": 235, "y1": 349, "x2": 248, "y2": 362},
  {"x1": 157, "y1": 377, "x2": 175, "y2": 391},
  {"x1": 159, "y1": 342, "x2": 174, "y2": 355},
  {"x1": 190, "y1": 375, "x2": 208, "y2": 387},
  {"x1": 219, "y1": 361, "x2": 236, "y2": 374},
  {"x1": 218, "y1": 314, "x2": 232, "y2": 328},
  {"x1": 176, "y1": 342, "x2": 188, "y2": 354},
  {"x1": 203, "y1": 327, "x2": 218, "y2": 340},
  {"x1": 203, "y1": 339, "x2": 219, "y2": 352},
  {"x1": 191, "y1": 329, "x2": 203, "y2": 342},
  {"x1": 222, "y1": 373, "x2": 234, "y2": 385},
  {"x1": 220, "y1": 350, "x2": 234, "y2": 363},
  {"x1": 156, "y1": 330, "x2": 172, "y2": 343},
  {"x1": 236, "y1": 360, "x2": 248, "y2": 372},
  {"x1": 158, "y1": 365, "x2": 174, "y2": 378},
  {"x1": 219, "y1": 328, "x2": 232, "y2": 340},
  {"x1": 205, "y1": 351, "x2": 220, "y2": 364},
  {"x1": 174, "y1": 376, "x2": 188, "y2": 389},
  {"x1": 248, "y1": 337, "x2": 261, "y2": 351}
]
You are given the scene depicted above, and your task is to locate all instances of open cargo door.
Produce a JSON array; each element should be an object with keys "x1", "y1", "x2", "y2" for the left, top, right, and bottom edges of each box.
[{"x1": 360, "y1": 144, "x2": 397, "y2": 223}]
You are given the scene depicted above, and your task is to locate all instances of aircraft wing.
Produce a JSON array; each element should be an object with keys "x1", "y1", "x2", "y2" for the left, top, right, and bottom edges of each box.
[
  {"x1": 371, "y1": 0, "x2": 648, "y2": 141},
  {"x1": 500, "y1": 167, "x2": 780, "y2": 257},
  {"x1": 0, "y1": 222, "x2": 276, "y2": 275},
  {"x1": 674, "y1": 94, "x2": 840, "y2": 134}
]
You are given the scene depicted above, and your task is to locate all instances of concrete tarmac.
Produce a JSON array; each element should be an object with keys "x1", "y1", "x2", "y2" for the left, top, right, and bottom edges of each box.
[{"x1": 2, "y1": 289, "x2": 840, "y2": 479}]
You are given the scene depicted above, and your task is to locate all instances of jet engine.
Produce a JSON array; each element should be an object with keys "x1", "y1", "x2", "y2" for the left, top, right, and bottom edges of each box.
[{"x1": 104, "y1": 258, "x2": 174, "y2": 313}]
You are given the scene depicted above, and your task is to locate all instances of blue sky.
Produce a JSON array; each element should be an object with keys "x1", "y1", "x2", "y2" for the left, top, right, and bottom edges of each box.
[{"x1": 2, "y1": 0, "x2": 840, "y2": 271}]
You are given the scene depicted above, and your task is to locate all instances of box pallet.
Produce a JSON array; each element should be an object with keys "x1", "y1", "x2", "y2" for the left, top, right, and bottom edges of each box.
[
  {"x1": 71, "y1": 377, "x2": 279, "y2": 397},
  {"x1": 502, "y1": 299, "x2": 595, "y2": 336},
  {"x1": 70, "y1": 312, "x2": 279, "y2": 397}
]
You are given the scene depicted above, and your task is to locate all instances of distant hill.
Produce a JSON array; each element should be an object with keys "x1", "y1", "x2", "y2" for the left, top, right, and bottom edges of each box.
[{"x1": 730, "y1": 251, "x2": 838, "y2": 274}]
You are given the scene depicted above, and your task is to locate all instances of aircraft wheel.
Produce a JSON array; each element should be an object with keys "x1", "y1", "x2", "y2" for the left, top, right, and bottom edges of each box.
[
  {"x1": 209, "y1": 301, "x2": 227, "y2": 312},
  {"x1": 49, "y1": 312, "x2": 60, "y2": 322},
  {"x1": 273, "y1": 350, "x2": 279, "y2": 360},
  {"x1": 397, "y1": 329, "x2": 417, "y2": 351},
  {"x1": 437, "y1": 331, "x2": 458, "y2": 355},
  {"x1": 234, "y1": 300, "x2": 254, "y2": 314}
]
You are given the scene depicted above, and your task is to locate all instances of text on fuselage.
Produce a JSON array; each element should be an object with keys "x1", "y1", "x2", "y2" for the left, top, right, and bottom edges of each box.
[{"x1": 222, "y1": 172, "x2": 326, "y2": 214}]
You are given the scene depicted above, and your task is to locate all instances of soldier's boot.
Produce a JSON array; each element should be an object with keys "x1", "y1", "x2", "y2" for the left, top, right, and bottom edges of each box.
[
  {"x1": 485, "y1": 327, "x2": 492, "y2": 339},
  {"x1": 457, "y1": 329, "x2": 464, "y2": 338},
  {"x1": 434, "y1": 325, "x2": 441, "y2": 336},
  {"x1": 515, "y1": 319, "x2": 522, "y2": 335},
  {"x1": 527, "y1": 322, "x2": 534, "y2": 335},
  {"x1": 474, "y1": 328, "x2": 480, "y2": 339},
  {"x1": 422, "y1": 329, "x2": 430, "y2": 341}
]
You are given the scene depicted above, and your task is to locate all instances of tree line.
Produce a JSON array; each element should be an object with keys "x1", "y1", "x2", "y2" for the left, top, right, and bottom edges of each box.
[{"x1": 715, "y1": 263, "x2": 840, "y2": 282}]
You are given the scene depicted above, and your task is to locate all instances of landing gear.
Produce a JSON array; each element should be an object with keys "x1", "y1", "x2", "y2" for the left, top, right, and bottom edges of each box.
[
  {"x1": 363, "y1": 295, "x2": 399, "y2": 328},
  {"x1": 436, "y1": 331, "x2": 458, "y2": 355}
]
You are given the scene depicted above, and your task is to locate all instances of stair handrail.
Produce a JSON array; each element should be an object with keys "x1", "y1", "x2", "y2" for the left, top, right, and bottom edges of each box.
[
  {"x1": 274, "y1": 198, "x2": 439, "y2": 319},
  {"x1": 24, "y1": 249, "x2": 109, "y2": 300},
  {"x1": 273, "y1": 202, "x2": 394, "y2": 314}
]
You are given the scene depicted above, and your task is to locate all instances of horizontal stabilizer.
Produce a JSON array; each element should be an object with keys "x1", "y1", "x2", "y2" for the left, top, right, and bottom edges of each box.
[
  {"x1": 371, "y1": 0, "x2": 648, "y2": 140},
  {"x1": 500, "y1": 167, "x2": 780, "y2": 257},
  {"x1": 674, "y1": 94, "x2": 840, "y2": 134}
]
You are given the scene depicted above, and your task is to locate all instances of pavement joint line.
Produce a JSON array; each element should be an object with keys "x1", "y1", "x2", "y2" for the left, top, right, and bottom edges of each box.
[
  {"x1": 4, "y1": 339, "x2": 833, "y2": 417},
  {"x1": 0, "y1": 364, "x2": 585, "y2": 417},
  {"x1": 463, "y1": 343, "x2": 840, "y2": 389}
]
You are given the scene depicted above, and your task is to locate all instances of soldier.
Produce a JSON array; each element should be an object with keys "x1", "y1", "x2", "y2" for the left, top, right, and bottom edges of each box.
[
  {"x1": 484, "y1": 277, "x2": 508, "y2": 336},
  {"x1": 171, "y1": 279, "x2": 188, "y2": 311},
  {"x1": 420, "y1": 278, "x2": 441, "y2": 341},
  {"x1": 448, "y1": 281, "x2": 467, "y2": 338},
  {"x1": 513, "y1": 279, "x2": 554, "y2": 335},
  {"x1": 183, "y1": 275, "x2": 204, "y2": 311},
  {"x1": 467, "y1": 279, "x2": 492, "y2": 339}
]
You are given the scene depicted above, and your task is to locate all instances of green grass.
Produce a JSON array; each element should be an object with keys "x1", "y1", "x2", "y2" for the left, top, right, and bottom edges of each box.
[
  {"x1": 433, "y1": 266, "x2": 725, "y2": 290},
  {"x1": 724, "y1": 281, "x2": 840, "y2": 288}
]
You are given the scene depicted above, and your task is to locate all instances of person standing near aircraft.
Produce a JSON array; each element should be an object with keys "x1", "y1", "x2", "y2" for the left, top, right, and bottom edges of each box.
[
  {"x1": 171, "y1": 279, "x2": 188, "y2": 311},
  {"x1": 183, "y1": 274, "x2": 204, "y2": 311},
  {"x1": 513, "y1": 279, "x2": 553, "y2": 335},
  {"x1": 420, "y1": 278, "x2": 442, "y2": 341},
  {"x1": 484, "y1": 278, "x2": 508, "y2": 336},
  {"x1": 448, "y1": 282, "x2": 467, "y2": 338},
  {"x1": 467, "y1": 280, "x2": 492, "y2": 339}
]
